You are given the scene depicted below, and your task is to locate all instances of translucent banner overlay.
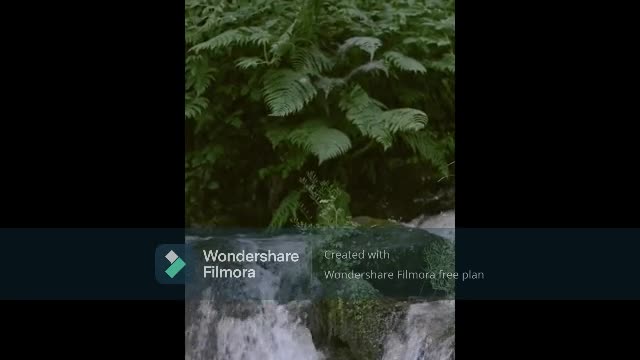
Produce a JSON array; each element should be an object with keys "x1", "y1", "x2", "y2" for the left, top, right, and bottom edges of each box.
[
  {"x1": 185, "y1": 226, "x2": 455, "y2": 302},
  {"x1": 3, "y1": 228, "x2": 640, "y2": 300}
]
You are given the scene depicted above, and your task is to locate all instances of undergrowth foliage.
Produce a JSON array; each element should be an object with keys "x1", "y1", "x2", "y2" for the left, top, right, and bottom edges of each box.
[{"x1": 186, "y1": 0, "x2": 455, "y2": 227}]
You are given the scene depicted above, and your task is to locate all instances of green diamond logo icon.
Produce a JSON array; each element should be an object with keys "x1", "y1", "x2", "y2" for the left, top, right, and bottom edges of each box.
[{"x1": 164, "y1": 250, "x2": 186, "y2": 278}]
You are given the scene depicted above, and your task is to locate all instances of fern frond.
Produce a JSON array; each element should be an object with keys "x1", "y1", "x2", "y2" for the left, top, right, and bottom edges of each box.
[
  {"x1": 381, "y1": 108, "x2": 428, "y2": 132},
  {"x1": 263, "y1": 70, "x2": 317, "y2": 116},
  {"x1": 338, "y1": 85, "x2": 383, "y2": 113},
  {"x1": 185, "y1": 94, "x2": 209, "y2": 120},
  {"x1": 268, "y1": 190, "x2": 301, "y2": 230},
  {"x1": 346, "y1": 60, "x2": 389, "y2": 79},
  {"x1": 289, "y1": 122, "x2": 352, "y2": 164},
  {"x1": 339, "y1": 85, "x2": 392, "y2": 149},
  {"x1": 339, "y1": 85, "x2": 428, "y2": 149},
  {"x1": 436, "y1": 15, "x2": 455, "y2": 32},
  {"x1": 338, "y1": 36, "x2": 383, "y2": 60},
  {"x1": 235, "y1": 57, "x2": 266, "y2": 70},
  {"x1": 190, "y1": 26, "x2": 273, "y2": 53},
  {"x1": 337, "y1": 7, "x2": 376, "y2": 28},
  {"x1": 401, "y1": 132, "x2": 451, "y2": 176},
  {"x1": 431, "y1": 53, "x2": 455, "y2": 73},
  {"x1": 384, "y1": 51, "x2": 427, "y2": 74},
  {"x1": 315, "y1": 76, "x2": 346, "y2": 98},
  {"x1": 185, "y1": 24, "x2": 203, "y2": 46},
  {"x1": 360, "y1": 120, "x2": 394, "y2": 149},
  {"x1": 402, "y1": 36, "x2": 451, "y2": 47},
  {"x1": 244, "y1": 26, "x2": 272, "y2": 46},
  {"x1": 344, "y1": 85, "x2": 388, "y2": 110},
  {"x1": 190, "y1": 29, "x2": 246, "y2": 53},
  {"x1": 295, "y1": 0, "x2": 322, "y2": 38},
  {"x1": 270, "y1": 20, "x2": 297, "y2": 64},
  {"x1": 186, "y1": 54, "x2": 215, "y2": 95},
  {"x1": 292, "y1": 47, "x2": 334, "y2": 75}
]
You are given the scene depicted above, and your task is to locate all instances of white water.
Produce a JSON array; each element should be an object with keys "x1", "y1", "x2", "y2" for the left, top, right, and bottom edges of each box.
[
  {"x1": 186, "y1": 292, "x2": 324, "y2": 360},
  {"x1": 187, "y1": 299, "x2": 455, "y2": 360},
  {"x1": 215, "y1": 302, "x2": 324, "y2": 360},
  {"x1": 405, "y1": 210, "x2": 455, "y2": 242},
  {"x1": 185, "y1": 233, "x2": 455, "y2": 360},
  {"x1": 382, "y1": 301, "x2": 455, "y2": 360}
]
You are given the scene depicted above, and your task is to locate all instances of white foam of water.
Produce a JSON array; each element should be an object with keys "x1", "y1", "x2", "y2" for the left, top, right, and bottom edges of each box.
[
  {"x1": 215, "y1": 303, "x2": 324, "y2": 360},
  {"x1": 405, "y1": 210, "x2": 455, "y2": 242},
  {"x1": 382, "y1": 301, "x2": 455, "y2": 360}
]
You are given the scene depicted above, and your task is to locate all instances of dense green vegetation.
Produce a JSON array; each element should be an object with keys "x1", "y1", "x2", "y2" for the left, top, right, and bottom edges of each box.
[{"x1": 185, "y1": 0, "x2": 455, "y2": 227}]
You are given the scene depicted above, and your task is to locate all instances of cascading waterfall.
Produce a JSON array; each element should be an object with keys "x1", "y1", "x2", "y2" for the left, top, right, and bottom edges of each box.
[
  {"x1": 185, "y1": 229, "x2": 455, "y2": 360},
  {"x1": 186, "y1": 296, "x2": 324, "y2": 360},
  {"x1": 215, "y1": 302, "x2": 324, "y2": 360},
  {"x1": 382, "y1": 301, "x2": 455, "y2": 360}
]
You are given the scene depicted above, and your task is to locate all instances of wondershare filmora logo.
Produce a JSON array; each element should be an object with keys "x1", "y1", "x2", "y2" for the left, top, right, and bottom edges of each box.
[
  {"x1": 155, "y1": 244, "x2": 186, "y2": 284},
  {"x1": 164, "y1": 250, "x2": 186, "y2": 278}
]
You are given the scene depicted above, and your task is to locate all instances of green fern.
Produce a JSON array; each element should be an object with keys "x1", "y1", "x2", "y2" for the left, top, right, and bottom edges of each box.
[
  {"x1": 339, "y1": 85, "x2": 391, "y2": 148},
  {"x1": 339, "y1": 85, "x2": 428, "y2": 149},
  {"x1": 401, "y1": 132, "x2": 451, "y2": 176},
  {"x1": 346, "y1": 60, "x2": 389, "y2": 79},
  {"x1": 191, "y1": 26, "x2": 274, "y2": 53},
  {"x1": 190, "y1": 29, "x2": 246, "y2": 53},
  {"x1": 185, "y1": 0, "x2": 455, "y2": 227},
  {"x1": 236, "y1": 57, "x2": 266, "y2": 70},
  {"x1": 339, "y1": 84, "x2": 384, "y2": 114},
  {"x1": 337, "y1": 7, "x2": 376, "y2": 29},
  {"x1": 350, "y1": 111, "x2": 393, "y2": 149},
  {"x1": 384, "y1": 51, "x2": 427, "y2": 74},
  {"x1": 186, "y1": 54, "x2": 215, "y2": 95},
  {"x1": 292, "y1": 47, "x2": 334, "y2": 75},
  {"x1": 338, "y1": 36, "x2": 383, "y2": 61},
  {"x1": 185, "y1": 94, "x2": 209, "y2": 120},
  {"x1": 269, "y1": 20, "x2": 297, "y2": 64},
  {"x1": 402, "y1": 36, "x2": 451, "y2": 47},
  {"x1": 431, "y1": 53, "x2": 455, "y2": 73},
  {"x1": 262, "y1": 69, "x2": 317, "y2": 116},
  {"x1": 435, "y1": 15, "x2": 455, "y2": 32},
  {"x1": 268, "y1": 190, "x2": 302, "y2": 230},
  {"x1": 289, "y1": 122, "x2": 352, "y2": 164},
  {"x1": 268, "y1": 121, "x2": 352, "y2": 164},
  {"x1": 381, "y1": 108, "x2": 428, "y2": 132},
  {"x1": 315, "y1": 76, "x2": 346, "y2": 98},
  {"x1": 245, "y1": 26, "x2": 273, "y2": 47}
]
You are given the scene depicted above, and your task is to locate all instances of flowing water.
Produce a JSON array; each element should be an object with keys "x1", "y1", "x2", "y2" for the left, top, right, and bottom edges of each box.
[
  {"x1": 186, "y1": 297, "x2": 324, "y2": 360},
  {"x1": 185, "y1": 229, "x2": 455, "y2": 360},
  {"x1": 382, "y1": 301, "x2": 455, "y2": 360}
]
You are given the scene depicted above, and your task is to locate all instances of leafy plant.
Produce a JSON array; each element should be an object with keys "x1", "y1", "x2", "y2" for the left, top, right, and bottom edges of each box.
[
  {"x1": 185, "y1": 0, "x2": 455, "y2": 226},
  {"x1": 269, "y1": 171, "x2": 352, "y2": 230},
  {"x1": 287, "y1": 172, "x2": 361, "y2": 274}
]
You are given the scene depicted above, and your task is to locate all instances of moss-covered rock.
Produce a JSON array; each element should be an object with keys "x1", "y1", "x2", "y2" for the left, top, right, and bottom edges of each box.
[{"x1": 316, "y1": 279, "x2": 406, "y2": 360}]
